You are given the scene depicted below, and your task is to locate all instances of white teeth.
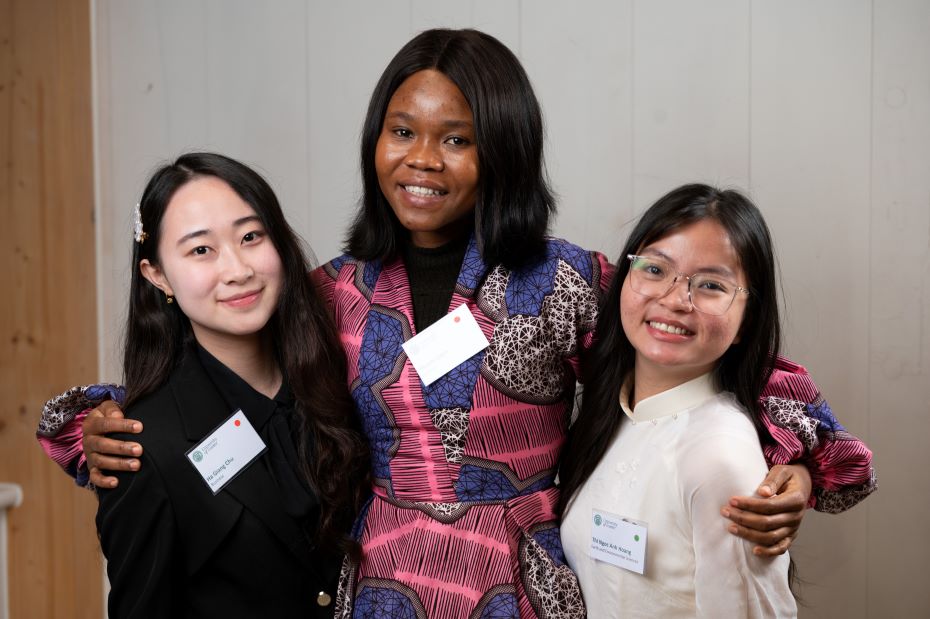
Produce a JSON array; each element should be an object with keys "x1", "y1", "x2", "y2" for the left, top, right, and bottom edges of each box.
[
  {"x1": 404, "y1": 185, "x2": 444, "y2": 197},
  {"x1": 649, "y1": 321, "x2": 691, "y2": 335}
]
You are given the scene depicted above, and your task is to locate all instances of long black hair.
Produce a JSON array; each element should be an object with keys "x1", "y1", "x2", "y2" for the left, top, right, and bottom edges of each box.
[
  {"x1": 125, "y1": 152, "x2": 369, "y2": 549},
  {"x1": 346, "y1": 28, "x2": 555, "y2": 269},
  {"x1": 559, "y1": 183, "x2": 781, "y2": 514}
]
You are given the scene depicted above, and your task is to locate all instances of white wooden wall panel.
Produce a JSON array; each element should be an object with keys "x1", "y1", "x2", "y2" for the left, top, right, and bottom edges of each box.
[
  {"x1": 749, "y1": 3, "x2": 873, "y2": 616},
  {"x1": 632, "y1": 0, "x2": 751, "y2": 209},
  {"x1": 88, "y1": 2, "x2": 930, "y2": 616},
  {"x1": 868, "y1": 0, "x2": 930, "y2": 615},
  {"x1": 522, "y1": 0, "x2": 633, "y2": 258},
  {"x1": 305, "y1": 3, "x2": 410, "y2": 263}
]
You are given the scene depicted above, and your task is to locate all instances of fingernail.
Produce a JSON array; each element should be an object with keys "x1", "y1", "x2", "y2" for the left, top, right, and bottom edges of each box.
[
  {"x1": 728, "y1": 524, "x2": 738, "y2": 534},
  {"x1": 132, "y1": 423, "x2": 141, "y2": 432},
  {"x1": 132, "y1": 446, "x2": 142, "y2": 456},
  {"x1": 129, "y1": 460, "x2": 140, "y2": 470},
  {"x1": 721, "y1": 508, "x2": 730, "y2": 518}
]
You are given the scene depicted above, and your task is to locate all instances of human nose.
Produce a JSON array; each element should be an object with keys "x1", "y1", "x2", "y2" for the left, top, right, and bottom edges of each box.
[
  {"x1": 657, "y1": 276, "x2": 693, "y2": 312},
  {"x1": 404, "y1": 137, "x2": 444, "y2": 171},
  {"x1": 220, "y1": 248, "x2": 254, "y2": 283}
]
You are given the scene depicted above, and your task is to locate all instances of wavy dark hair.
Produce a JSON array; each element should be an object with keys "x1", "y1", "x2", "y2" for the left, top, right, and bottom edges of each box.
[
  {"x1": 346, "y1": 28, "x2": 555, "y2": 269},
  {"x1": 559, "y1": 183, "x2": 781, "y2": 514},
  {"x1": 124, "y1": 152, "x2": 368, "y2": 550}
]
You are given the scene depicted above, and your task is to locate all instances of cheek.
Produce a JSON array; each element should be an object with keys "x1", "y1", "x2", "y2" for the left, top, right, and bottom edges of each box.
[
  {"x1": 702, "y1": 315, "x2": 743, "y2": 349},
  {"x1": 618, "y1": 283, "x2": 641, "y2": 336},
  {"x1": 374, "y1": 136, "x2": 394, "y2": 187}
]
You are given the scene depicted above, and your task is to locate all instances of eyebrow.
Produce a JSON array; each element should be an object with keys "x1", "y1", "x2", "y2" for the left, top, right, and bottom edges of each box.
[
  {"x1": 175, "y1": 215, "x2": 262, "y2": 246},
  {"x1": 640, "y1": 248, "x2": 738, "y2": 279},
  {"x1": 384, "y1": 111, "x2": 473, "y2": 130}
]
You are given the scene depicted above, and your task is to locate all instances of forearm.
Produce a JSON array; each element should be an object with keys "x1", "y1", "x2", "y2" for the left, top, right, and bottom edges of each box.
[{"x1": 760, "y1": 357, "x2": 876, "y2": 512}]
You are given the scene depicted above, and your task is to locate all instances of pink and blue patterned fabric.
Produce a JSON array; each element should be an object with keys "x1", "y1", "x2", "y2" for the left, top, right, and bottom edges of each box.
[{"x1": 316, "y1": 237, "x2": 606, "y2": 618}]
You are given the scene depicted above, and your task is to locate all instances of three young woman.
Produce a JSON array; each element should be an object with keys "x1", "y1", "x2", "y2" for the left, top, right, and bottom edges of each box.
[{"x1": 37, "y1": 28, "x2": 874, "y2": 618}]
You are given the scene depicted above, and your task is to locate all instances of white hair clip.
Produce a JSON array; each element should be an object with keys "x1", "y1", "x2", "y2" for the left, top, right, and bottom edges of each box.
[{"x1": 133, "y1": 202, "x2": 148, "y2": 243}]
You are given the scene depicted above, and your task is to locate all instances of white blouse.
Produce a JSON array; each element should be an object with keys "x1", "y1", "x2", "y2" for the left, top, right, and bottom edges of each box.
[{"x1": 561, "y1": 374, "x2": 796, "y2": 618}]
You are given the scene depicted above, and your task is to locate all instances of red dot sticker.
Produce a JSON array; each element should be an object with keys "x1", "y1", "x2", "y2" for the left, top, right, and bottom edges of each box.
[
  {"x1": 454, "y1": 316, "x2": 461, "y2": 323},
  {"x1": 234, "y1": 419, "x2": 241, "y2": 427}
]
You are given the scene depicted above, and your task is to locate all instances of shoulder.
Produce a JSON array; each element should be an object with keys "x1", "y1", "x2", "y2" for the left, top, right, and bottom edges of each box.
[
  {"x1": 111, "y1": 380, "x2": 183, "y2": 448},
  {"x1": 677, "y1": 395, "x2": 768, "y2": 496},
  {"x1": 537, "y1": 238, "x2": 614, "y2": 294}
]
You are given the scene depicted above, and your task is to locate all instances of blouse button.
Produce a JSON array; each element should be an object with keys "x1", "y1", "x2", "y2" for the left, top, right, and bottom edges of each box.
[{"x1": 317, "y1": 591, "x2": 332, "y2": 607}]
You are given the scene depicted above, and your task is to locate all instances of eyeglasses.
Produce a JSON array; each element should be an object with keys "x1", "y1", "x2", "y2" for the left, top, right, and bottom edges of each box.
[{"x1": 626, "y1": 254, "x2": 750, "y2": 316}]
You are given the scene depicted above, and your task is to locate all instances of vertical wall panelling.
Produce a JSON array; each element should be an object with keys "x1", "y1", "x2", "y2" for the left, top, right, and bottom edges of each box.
[
  {"x1": 0, "y1": 0, "x2": 103, "y2": 616},
  {"x1": 305, "y1": 2, "x2": 409, "y2": 263},
  {"x1": 868, "y1": 0, "x2": 930, "y2": 616},
  {"x1": 750, "y1": 2, "x2": 873, "y2": 616},
  {"x1": 521, "y1": 0, "x2": 633, "y2": 256},
  {"x1": 96, "y1": 0, "x2": 311, "y2": 377},
  {"x1": 632, "y1": 0, "x2": 751, "y2": 209}
]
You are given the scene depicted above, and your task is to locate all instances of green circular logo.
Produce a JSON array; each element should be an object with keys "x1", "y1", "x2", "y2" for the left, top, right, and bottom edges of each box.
[
  {"x1": 593, "y1": 514, "x2": 602, "y2": 526},
  {"x1": 634, "y1": 534, "x2": 640, "y2": 542},
  {"x1": 192, "y1": 451, "x2": 203, "y2": 463}
]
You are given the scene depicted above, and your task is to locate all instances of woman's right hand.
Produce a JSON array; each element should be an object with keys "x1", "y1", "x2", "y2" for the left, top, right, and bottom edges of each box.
[{"x1": 83, "y1": 400, "x2": 144, "y2": 488}]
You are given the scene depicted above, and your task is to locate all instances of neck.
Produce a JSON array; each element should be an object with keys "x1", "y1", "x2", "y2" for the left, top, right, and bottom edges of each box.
[
  {"x1": 630, "y1": 359, "x2": 710, "y2": 408},
  {"x1": 194, "y1": 329, "x2": 281, "y2": 399}
]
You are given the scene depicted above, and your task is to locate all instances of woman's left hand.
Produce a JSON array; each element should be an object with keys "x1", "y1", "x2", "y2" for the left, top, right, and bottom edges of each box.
[{"x1": 720, "y1": 463, "x2": 811, "y2": 556}]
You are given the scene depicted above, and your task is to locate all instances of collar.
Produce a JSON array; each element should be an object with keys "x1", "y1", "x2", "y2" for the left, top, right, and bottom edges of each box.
[
  {"x1": 196, "y1": 345, "x2": 290, "y2": 433},
  {"x1": 620, "y1": 373, "x2": 718, "y2": 423}
]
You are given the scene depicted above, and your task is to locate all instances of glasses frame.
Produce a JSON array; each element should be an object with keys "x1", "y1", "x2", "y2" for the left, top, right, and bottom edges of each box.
[{"x1": 625, "y1": 254, "x2": 751, "y2": 316}]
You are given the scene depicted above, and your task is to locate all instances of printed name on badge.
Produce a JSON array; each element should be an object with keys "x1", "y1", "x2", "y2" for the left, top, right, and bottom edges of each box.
[
  {"x1": 186, "y1": 409, "x2": 266, "y2": 495},
  {"x1": 589, "y1": 509, "x2": 648, "y2": 575},
  {"x1": 402, "y1": 303, "x2": 490, "y2": 386}
]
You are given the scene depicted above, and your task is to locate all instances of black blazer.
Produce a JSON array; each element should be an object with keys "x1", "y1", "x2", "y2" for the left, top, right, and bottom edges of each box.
[{"x1": 96, "y1": 351, "x2": 340, "y2": 618}]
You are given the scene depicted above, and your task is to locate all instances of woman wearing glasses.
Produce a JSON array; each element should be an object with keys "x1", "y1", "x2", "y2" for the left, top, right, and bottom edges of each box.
[{"x1": 559, "y1": 184, "x2": 872, "y2": 617}]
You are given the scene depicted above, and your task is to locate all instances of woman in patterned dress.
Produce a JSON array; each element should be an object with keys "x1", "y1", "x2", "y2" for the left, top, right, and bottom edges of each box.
[{"x1": 40, "y1": 29, "x2": 873, "y2": 619}]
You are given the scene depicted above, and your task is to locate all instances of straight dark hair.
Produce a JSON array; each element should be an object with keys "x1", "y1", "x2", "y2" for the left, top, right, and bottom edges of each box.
[
  {"x1": 346, "y1": 28, "x2": 555, "y2": 269},
  {"x1": 559, "y1": 183, "x2": 782, "y2": 515},
  {"x1": 124, "y1": 152, "x2": 369, "y2": 550}
]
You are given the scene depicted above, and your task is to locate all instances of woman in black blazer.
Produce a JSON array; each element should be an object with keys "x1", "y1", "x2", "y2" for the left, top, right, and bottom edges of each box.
[{"x1": 97, "y1": 152, "x2": 368, "y2": 618}]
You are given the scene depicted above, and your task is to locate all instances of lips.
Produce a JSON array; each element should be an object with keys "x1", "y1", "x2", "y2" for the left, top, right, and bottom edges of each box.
[{"x1": 220, "y1": 289, "x2": 262, "y2": 308}]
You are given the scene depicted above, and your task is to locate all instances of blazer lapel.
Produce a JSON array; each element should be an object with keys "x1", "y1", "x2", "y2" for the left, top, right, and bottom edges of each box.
[{"x1": 171, "y1": 351, "x2": 316, "y2": 571}]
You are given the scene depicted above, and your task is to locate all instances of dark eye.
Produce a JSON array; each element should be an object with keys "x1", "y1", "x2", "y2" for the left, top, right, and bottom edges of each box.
[
  {"x1": 242, "y1": 231, "x2": 259, "y2": 243},
  {"x1": 695, "y1": 278, "x2": 730, "y2": 295},
  {"x1": 446, "y1": 135, "x2": 469, "y2": 146},
  {"x1": 192, "y1": 246, "x2": 210, "y2": 256},
  {"x1": 393, "y1": 128, "x2": 413, "y2": 138}
]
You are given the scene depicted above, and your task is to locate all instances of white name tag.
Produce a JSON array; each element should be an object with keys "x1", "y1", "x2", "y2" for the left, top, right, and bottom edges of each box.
[
  {"x1": 186, "y1": 410, "x2": 267, "y2": 495},
  {"x1": 589, "y1": 509, "x2": 648, "y2": 574},
  {"x1": 402, "y1": 303, "x2": 490, "y2": 386}
]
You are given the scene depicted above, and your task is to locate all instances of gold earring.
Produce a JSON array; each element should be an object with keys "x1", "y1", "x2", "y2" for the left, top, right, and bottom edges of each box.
[{"x1": 166, "y1": 294, "x2": 174, "y2": 304}]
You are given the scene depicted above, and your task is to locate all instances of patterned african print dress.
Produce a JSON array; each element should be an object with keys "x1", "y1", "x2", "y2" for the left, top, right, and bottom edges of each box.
[{"x1": 314, "y1": 237, "x2": 605, "y2": 618}]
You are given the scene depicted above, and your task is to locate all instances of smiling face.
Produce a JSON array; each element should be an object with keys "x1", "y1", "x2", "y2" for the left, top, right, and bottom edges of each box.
[
  {"x1": 620, "y1": 218, "x2": 749, "y2": 395},
  {"x1": 375, "y1": 69, "x2": 480, "y2": 248},
  {"x1": 140, "y1": 176, "x2": 283, "y2": 351}
]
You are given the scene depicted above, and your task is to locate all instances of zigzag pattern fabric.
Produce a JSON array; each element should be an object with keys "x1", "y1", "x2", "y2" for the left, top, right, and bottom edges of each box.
[{"x1": 316, "y1": 237, "x2": 607, "y2": 618}]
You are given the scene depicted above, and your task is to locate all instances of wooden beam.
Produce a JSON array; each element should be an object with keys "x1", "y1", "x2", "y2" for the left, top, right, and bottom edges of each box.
[{"x1": 0, "y1": 0, "x2": 103, "y2": 616}]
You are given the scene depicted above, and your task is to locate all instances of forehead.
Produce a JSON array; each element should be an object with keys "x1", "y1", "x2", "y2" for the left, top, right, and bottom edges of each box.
[
  {"x1": 162, "y1": 176, "x2": 255, "y2": 231},
  {"x1": 386, "y1": 69, "x2": 473, "y2": 120},
  {"x1": 639, "y1": 219, "x2": 743, "y2": 274}
]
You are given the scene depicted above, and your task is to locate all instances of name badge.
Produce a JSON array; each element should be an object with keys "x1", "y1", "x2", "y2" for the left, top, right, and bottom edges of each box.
[
  {"x1": 589, "y1": 509, "x2": 648, "y2": 574},
  {"x1": 186, "y1": 410, "x2": 267, "y2": 495},
  {"x1": 402, "y1": 303, "x2": 490, "y2": 386}
]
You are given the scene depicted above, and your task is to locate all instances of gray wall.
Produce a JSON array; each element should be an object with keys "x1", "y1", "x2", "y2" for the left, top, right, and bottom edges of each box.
[{"x1": 91, "y1": 1, "x2": 929, "y2": 616}]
